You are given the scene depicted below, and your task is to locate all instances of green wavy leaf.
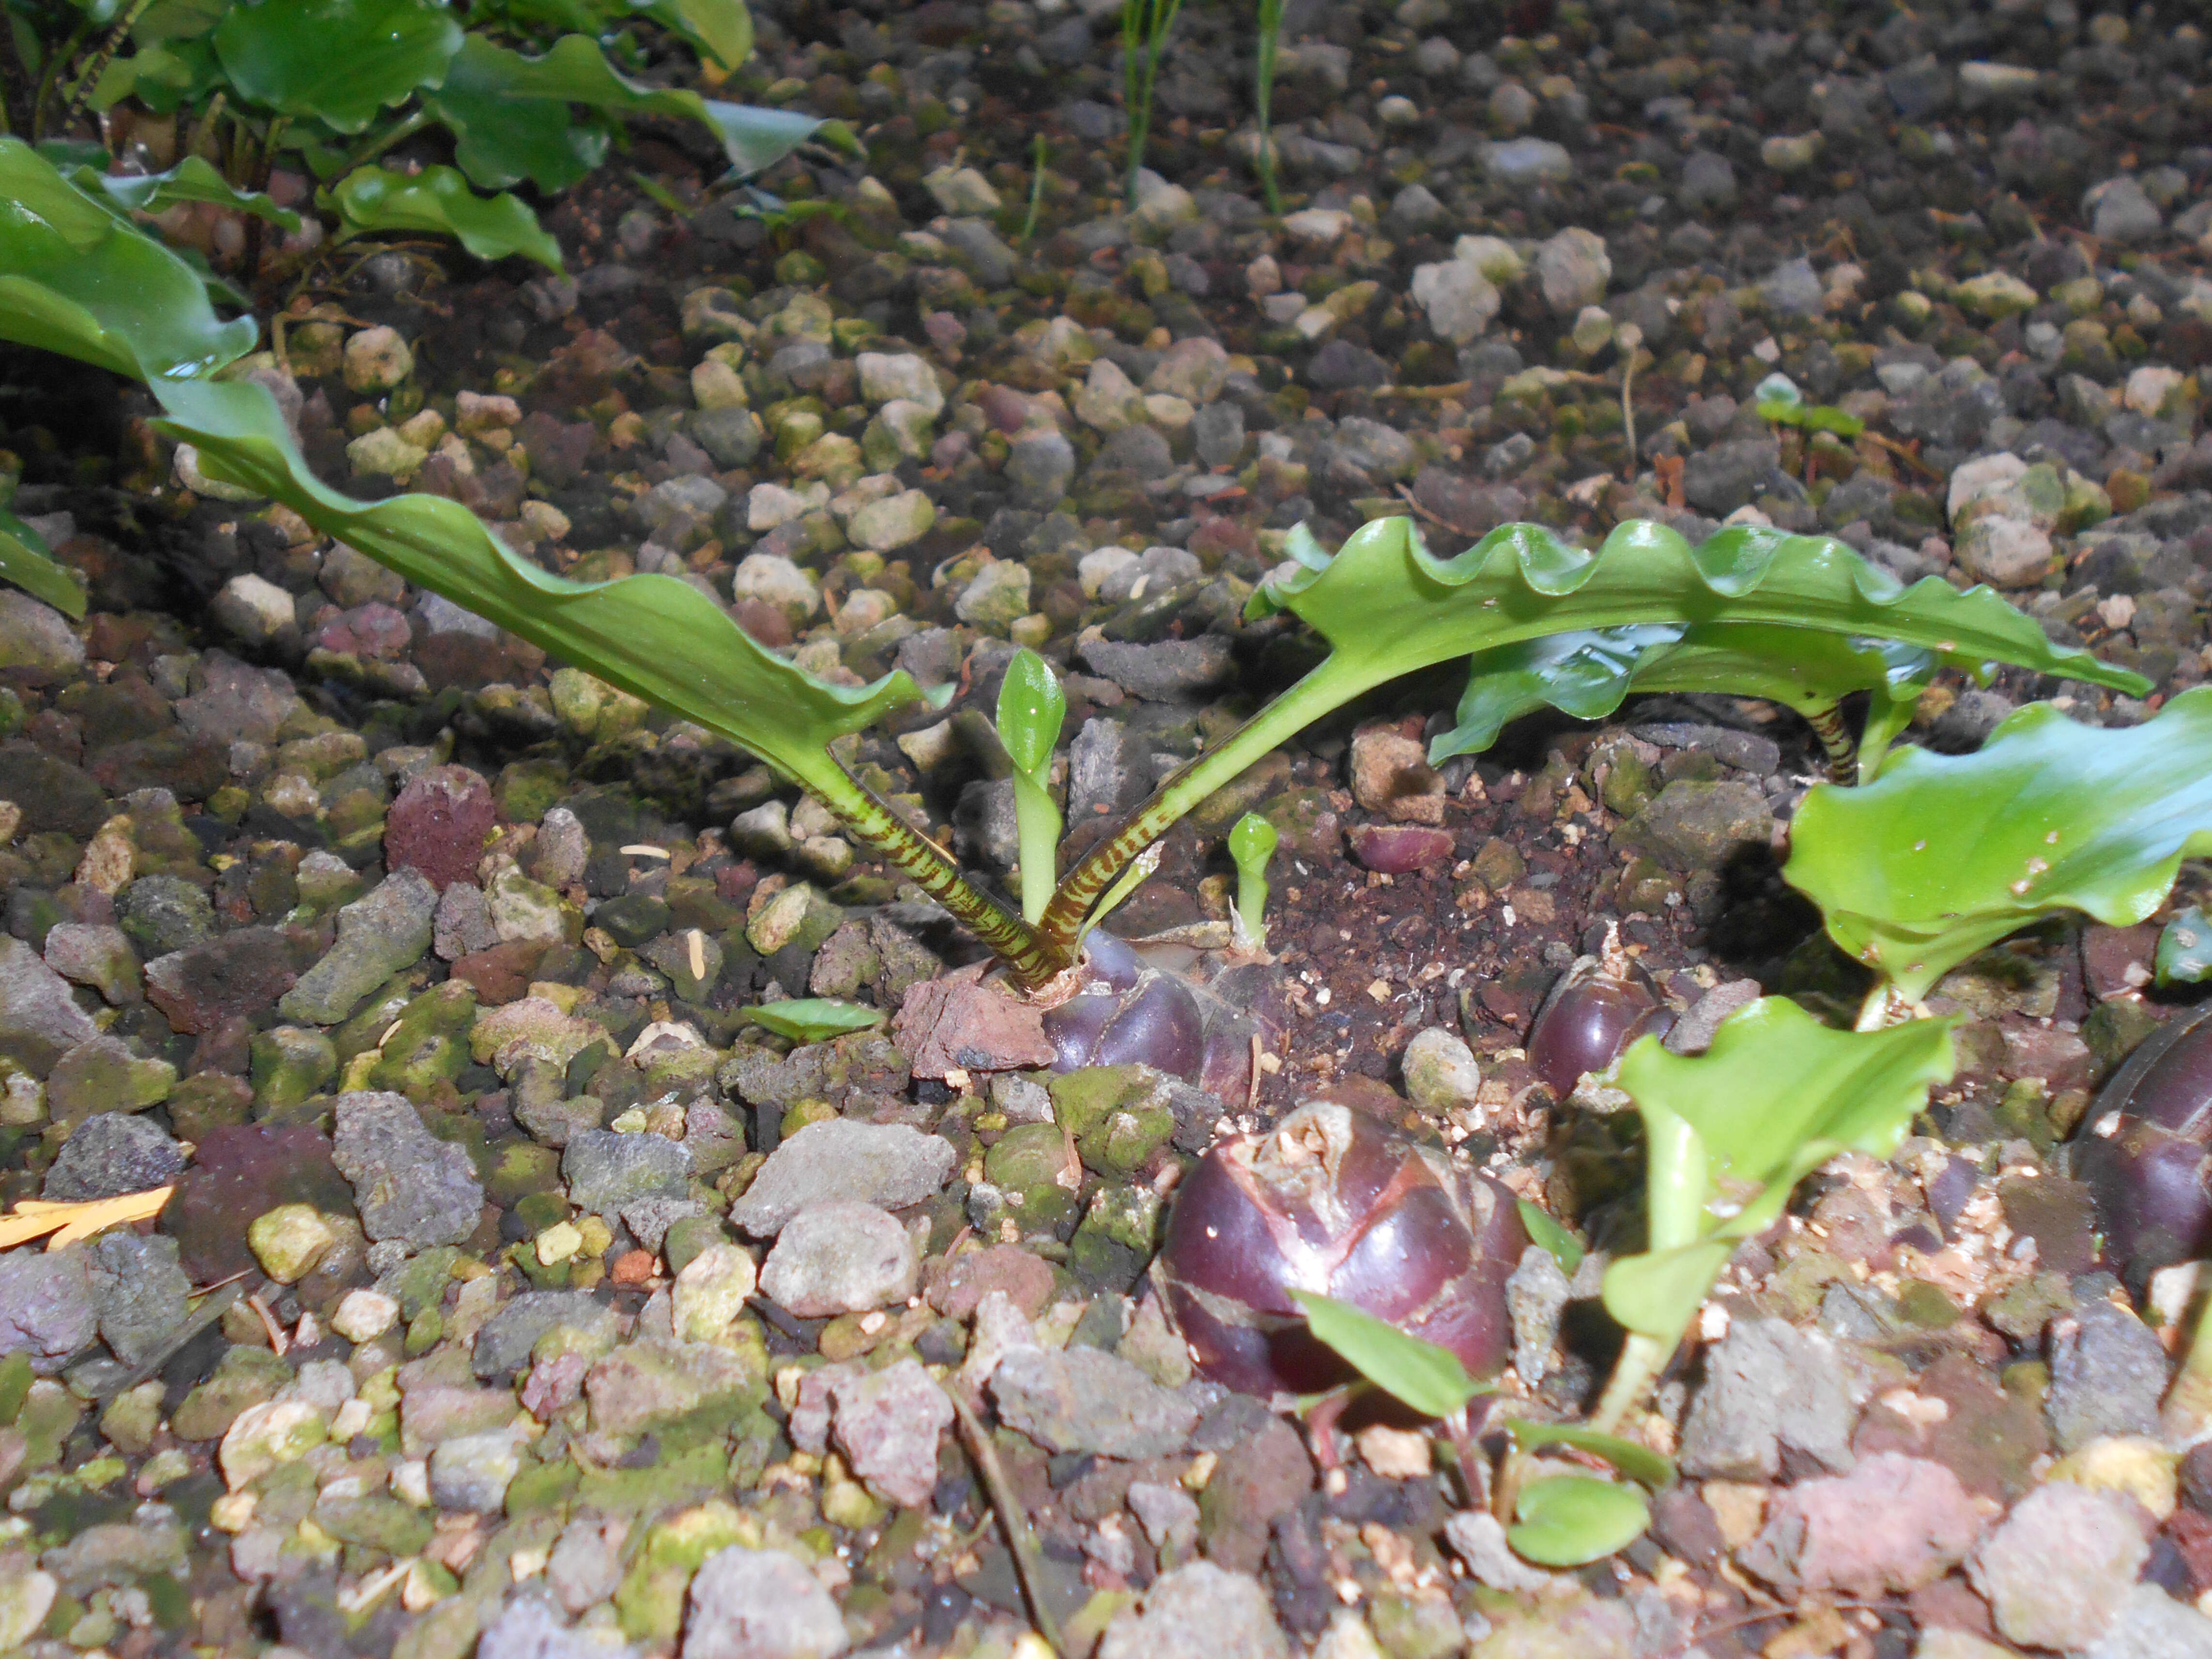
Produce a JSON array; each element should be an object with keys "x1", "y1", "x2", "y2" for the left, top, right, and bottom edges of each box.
[
  {"x1": 0, "y1": 138, "x2": 257, "y2": 379},
  {"x1": 0, "y1": 509, "x2": 88, "y2": 620},
  {"x1": 1786, "y1": 689, "x2": 2212, "y2": 1002},
  {"x1": 144, "y1": 376, "x2": 937, "y2": 797},
  {"x1": 1429, "y1": 622, "x2": 1975, "y2": 769},
  {"x1": 324, "y1": 165, "x2": 563, "y2": 269},
  {"x1": 424, "y1": 33, "x2": 827, "y2": 192},
  {"x1": 1601, "y1": 998, "x2": 1954, "y2": 1345},
  {"x1": 643, "y1": 0, "x2": 753, "y2": 69},
  {"x1": 64, "y1": 155, "x2": 302, "y2": 233},
  {"x1": 1250, "y1": 519, "x2": 2147, "y2": 754},
  {"x1": 213, "y1": 0, "x2": 463, "y2": 133}
]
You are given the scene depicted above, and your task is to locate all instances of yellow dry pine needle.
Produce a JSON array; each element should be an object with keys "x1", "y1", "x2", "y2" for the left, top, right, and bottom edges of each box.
[{"x1": 0, "y1": 1185, "x2": 175, "y2": 1251}]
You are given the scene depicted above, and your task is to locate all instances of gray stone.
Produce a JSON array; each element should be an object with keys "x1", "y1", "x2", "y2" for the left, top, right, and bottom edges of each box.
[
  {"x1": 1678, "y1": 150, "x2": 1736, "y2": 209},
  {"x1": 1683, "y1": 437, "x2": 1782, "y2": 516},
  {"x1": 1967, "y1": 1484, "x2": 2148, "y2": 1651},
  {"x1": 759, "y1": 1201, "x2": 918, "y2": 1317},
  {"x1": 547, "y1": 1515, "x2": 626, "y2": 1616},
  {"x1": 0, "y1": 936, "x2": 102, "y2": 1076},
  {"x1": 1534, "y1": 227, "x2": 1611, "y2": 314},
  {"x1": 1761, "y1": 258, "x2": 1825, "y2": 318},
  {"x1": 1891, "y1": 361, "x2": 2005, "y2": 453},
  {"x1": 43, "y1": 1113, "x2": 184, "y2": 1201},
  {"x1": 1075, "y1": 635, "x2": 1235, "y2": 701},
  {"x1": 2081, "y1": 1584, "x2": 2212, "y2": 1659},
  {"x1": 992, "y1": 1344, "x2": 1198, "y2": 1459},
  {"x1": 1679, "y1": 1318, "x2": 1855, "y2": 1480},
  {"x1": 1619, "y1": 781, "x2": 1774, "y2": 874},
  {"x1": 1505, "y1": 1244, "x2": 1571, "y2": 1387},
  {"x1": 1483, "y1": 138, "x2": 1573, "y2": 186},
  {"x1": 727, "y1": 1120, "x2": 956, "y2": 1237},
  {"x1": 473, "y1": 1291, "x2": 621, "y2": 1380},
  {"x1": 41, "y1": 923, "x2": 141, "y2": 1006},
  {"x1": 84, "y1": 1231, "x2": 190, "y2": 1368},
  {"x1": 278, "y1": 869, "x2": 438, "y2": 1024},
  {"x1": 1193, "y1": 402, "x2": 1246, "y2": 469},
  {"x1": 2045, "y1": 1297, "x2": 2166, "y2": 1452},
  {"x1": 690, "y1": 406, "x2": 764, "y2": 470},
  {"x1": 479, "y1": 1588, "x2": 635, "y2": 1659},
  {"x1": 331, "y1": 1091, "x2": 484, "y2": 1248},
  {"x1": 1411, "y1": 256, "x2": 1501, "y2": 345},
  {"x1": 1097, "y1": 1561, "x2": 1288, "y2": 1659},
  {"x1": 684, "y1": 1546, "x2": 849, "y2": 1659},
  {"x1": 430, "y1": 1428, "x2": 522, "y2": 1511},
  {"x1": 1068, "y1": 717, "x2": 1152, "y2": 823},
  {"x1": 2086, "y1": 177, "x2": 2163, "y2": 246},
  {"x1": 0, "y1": 1248, "x2": 95, "y2": 1373},
  {"x1": 1331, "y1": 418, "x2": 1417, "y2": 481},
  {"x1": 562, "y1": 1129, "x2": 691, "y2": 1213},
  {"x1": 0, "y1": 591, "x2": 87, "y2": 680},
  {"x1": 1006, "y1": 431, "x2": 1076, "y2": 508}
]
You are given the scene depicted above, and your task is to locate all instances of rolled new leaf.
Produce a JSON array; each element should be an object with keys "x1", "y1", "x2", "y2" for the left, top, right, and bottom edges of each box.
[
  {"x1": 996, "y1": 648, "x2": 1066, "y2": 924},
  {"x1": 1785, "y1": 689, "x2": 2212, "y2": 1002}
]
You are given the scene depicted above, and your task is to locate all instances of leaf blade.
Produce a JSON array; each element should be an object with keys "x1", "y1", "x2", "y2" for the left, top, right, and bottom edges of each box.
[
  {"x1": 1289, "y1": 1289, "x2": 1490, "y2": 1419},
  {"x1": 325, "y1": 165, "x2": 564, "y2": 269},
  {"x1": 1784, "y1": 691, "x2": 2212, "y2": 1000},
  {"x1": 0, "y1": 509, "x2": 87, "y2": 619},
  {"x1": 1507, "y1": 1475, "x2": 1651, "y2": 1567},
  {"x1": 212, "y1": 0, "x2": 463, "y2": 134},
  {"x1": 740, "y1": 998, "x2": 885, "y2": 1042}
]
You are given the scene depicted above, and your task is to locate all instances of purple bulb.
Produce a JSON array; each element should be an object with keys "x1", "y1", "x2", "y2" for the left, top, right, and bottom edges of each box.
[
  {"x1": 1526, "y1": 959, "x2": 1671, "y2": 1097},
  {"x1": 2074, "y1": 1005, "x2": 2212, "y2": 1290}
]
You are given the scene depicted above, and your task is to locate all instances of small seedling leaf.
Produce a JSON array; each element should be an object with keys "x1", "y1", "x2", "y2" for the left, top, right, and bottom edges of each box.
[
  {"x1": 0, "y1": 508, "x2": 87, "y2": 619},
  {"x1": 739, "y1": 999, "x2": 885, "y2": 1042},
  {"x1": 2159, "y1": 906, "x2": 2212, "y2": 986},
  {"x1": 1503, "y1": 1419, "x2": 1675, "y2": 1490},
  {"x1": 1602, "y1": 998, "x2": 1954, "y2": 1345},
  {"x1": 1228, "y1": 811, "x2": 1278, "y2": 869},
  {"x1": 1507, "y1": 1475, "x2": 1651, "y2": 1567},
  {"x1": 1290, "y1": 1289, "x2": 1491, "y2": 1419},
  {"x1": 1785, "y1": 690, "x2": 2212, "y2": 1001},
  {"x1": 997, "y1": 648, "x2": 1065, "y2": 783},
  {"x1": 1516, "y1": 1198, "x2": 1584, "y2": 1278}
]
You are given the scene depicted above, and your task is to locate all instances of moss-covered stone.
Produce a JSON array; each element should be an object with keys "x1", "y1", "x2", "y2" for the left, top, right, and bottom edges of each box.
[
  {"x1": 249, "y1": 1027, "x2": 338, "y2": 1111},
  {"x1": 365, "y1": 982, "x2": 479, "y2": 1097}
]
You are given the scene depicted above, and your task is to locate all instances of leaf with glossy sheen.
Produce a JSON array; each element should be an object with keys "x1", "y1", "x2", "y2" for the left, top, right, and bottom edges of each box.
[
  {"x1": 1785, "y1": 691, "x2": 2212, "y2": 1002},
  {"x1": 0, "y1": 138, "x2": 257, "y2": 379},
  {"x1": 741, "y1": 998, "x2": 885, "y2": 1042},
  {"x1": 0, "y1": 509, "x2": 87, "y2": 619},
  {"x1": 1508, "y1": 1475, "x2": 1651, "y2": 1567},
  {"x1": 142, "y1": 375, "x2": 937, "y2": 801},
  {"x1": 1430, "y1": 624, "x2": 1966, "y2": 764},
  {"x1": 2158, "y1": 906, "x2": 2212, "y2": 986},
  {"x1": 1248, "y1": 520, "x2": 2147, "y2": 758},
  {"x1": 325, "y1": 166, "x2": 563, "y2": 269},
  {"x1": 1290, "y1": 1289, "x2": 1491, "y2": 1418},
  {"x1": 1502, "y1": 1419, "x2": 1675, "y2": 1490},
  {"x1": 645, "y1": 0, "x2": 753, "y2": 68},
  {"x1": 65, "y1": 155, "x2": 302, "y2": 232},
  {"x1": 425, "y1": 34, "x2": 829, "y2": 190},
  {"x1": 213, "y1": 0, "x2": 463, "y2": 133},
  {"x1": 997, "y1": 648, "x2": 1065, "y2": 783},
  {"x1": 1601, "y1": 998, "x2": 1954, "y2": 1345},
  {"x1": 1515, "y1": 1198, "x2": 1584, "y2": 1278}
]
